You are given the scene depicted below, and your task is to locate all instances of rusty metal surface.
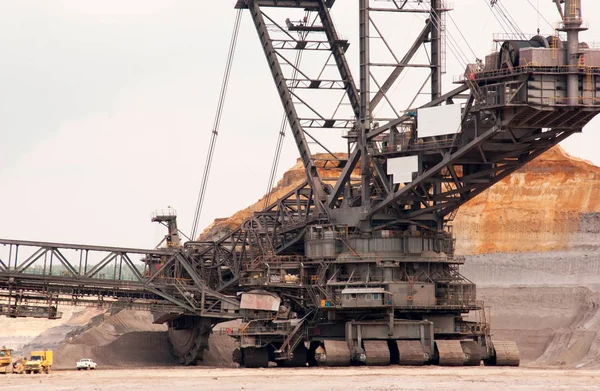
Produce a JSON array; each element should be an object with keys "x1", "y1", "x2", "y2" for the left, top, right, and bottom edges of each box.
[
  {"x1": 493, "y1": 340, "x2": 520, "y2": 366},
  {"x1": 435, "y1": 340, "x2": 465, "y2": 366},
  {"x1": 396, "y1": 340, "x2": 427, "y2": 365},
  {"x1": 322, "y1": 340, "x2": 350, "y2": 366},
  {"x1": 460, "y1": 340, "x2": 483, "y2": 366},
  {"x1": 240, "y1": 291, "x2": 281, "y2": 311},
  {"x1": 363, "y1": 341, "x2": 390, "y2": 366}
]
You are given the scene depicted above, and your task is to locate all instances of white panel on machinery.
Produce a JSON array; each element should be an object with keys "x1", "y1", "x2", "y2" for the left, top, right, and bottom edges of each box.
[
  {"x1": 387, "y1": 155, "x2": 418, "y2": 184},
  {"x1": 417, "y1": 104, "x2": 462, "y2": 138}
]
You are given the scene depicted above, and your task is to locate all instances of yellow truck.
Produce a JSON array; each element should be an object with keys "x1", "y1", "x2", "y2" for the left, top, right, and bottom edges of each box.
[
  {"x1": 0, "y1": 347, "x2": 13, "y2": 374},
  {"x1": 24, "y1": 350, "x2": 53, "y2": 374}
]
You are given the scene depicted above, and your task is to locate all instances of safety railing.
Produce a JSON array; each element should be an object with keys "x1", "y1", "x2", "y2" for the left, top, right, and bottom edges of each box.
[
  {"x1": 370, "y1": 136, "x2": 459, "y2": 155},
  {"x1": 455, "y1": 64, "x2": 600, "y2": 83}
]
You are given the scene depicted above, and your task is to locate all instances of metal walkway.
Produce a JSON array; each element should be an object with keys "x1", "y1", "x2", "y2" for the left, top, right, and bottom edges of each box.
[{"x1": 0, "y1": 239, "x2": 240, "y2": 319}]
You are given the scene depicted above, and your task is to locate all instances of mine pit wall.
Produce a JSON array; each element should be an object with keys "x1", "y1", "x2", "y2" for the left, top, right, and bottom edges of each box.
[{"x1": 459, "y1": 211, "x2": 600, "y2": 368}]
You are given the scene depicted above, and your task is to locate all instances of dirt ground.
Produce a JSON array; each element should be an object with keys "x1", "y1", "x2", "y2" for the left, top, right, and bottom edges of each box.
[{"x1": 3, "y1": 367, "x2": 600, "y2": 391}]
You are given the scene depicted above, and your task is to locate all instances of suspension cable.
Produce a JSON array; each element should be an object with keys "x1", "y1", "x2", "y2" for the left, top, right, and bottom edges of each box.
[
  {"x1": 525, "y1": 0, "x2": 555, "y2": 31},
  {"x1": 190, "y1": 9, "x2": 243, "y2": 240},
  {"x1": 446, "y1": 12, "x2": 478, "y2": 60},
  {"x1": 417, "y1": 2, "x2": 470, "y2": 67},
  {"x1": 495, "y1": 1, "x2": 525, "y2": 38},
  {"x1": 264, "y1": 12, "x2": 311, "y2": 209},
  {"x1": 483, "y1": 0, "x2": 513, "y2": 36}
]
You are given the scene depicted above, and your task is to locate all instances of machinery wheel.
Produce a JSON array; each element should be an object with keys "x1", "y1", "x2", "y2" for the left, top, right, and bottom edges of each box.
[
  {"x1": 363, "y1": 341, "x2": 390, "y2": 366},
  {"x1": 435, "y1": 340, "x2": 465, "y2": 366},
  {"x1": 396, "y1": 340, "x2": 427, "y2": 365},
  {"x1": 461, "y1": 341, "x2": 483, "y2": 366},
  {"x1": 167, "y1": 317, "x2": 211, "y2": 366},
  {"x1": 278, "y1": 344, "x2": 308, "y2": 367},
  {"x1": 317, "y1": 340, "x2": 351, "y2": 367},
  {"x1": 485, "y1": 341, "x2": 520, "y2": 367},
  {"x1": 242, "y1": 347, "x2": 269, "y2": 368}
]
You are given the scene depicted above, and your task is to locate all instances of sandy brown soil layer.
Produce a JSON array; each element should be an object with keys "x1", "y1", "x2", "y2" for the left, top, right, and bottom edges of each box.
[{"x1": 3, "y1": 367, "x2": 600, "y2": 391}]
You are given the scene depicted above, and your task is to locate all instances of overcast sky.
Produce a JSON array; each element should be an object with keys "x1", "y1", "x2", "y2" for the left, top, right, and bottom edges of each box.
[{"x1": 1, "y1": 0, "x2": 599, "y2": 250}]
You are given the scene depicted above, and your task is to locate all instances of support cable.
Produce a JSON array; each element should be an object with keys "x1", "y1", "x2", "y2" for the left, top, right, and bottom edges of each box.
[
  {"x1": 264, "y1": 12, "x2": 310, "y2": 209},
  {"x1": 418, "y1": 2, "x2": 470, "y2": 66},
  {"x1": 525, "y1": 0, "x2": 555, "y2": 31},
  {"x1": 190, "y1": 10, "x2": 243, "y2": 240},
  {"x1": 483, "y1": 0, "x2": 514, "y2": 37},
  {"x1": 495, "y1": 1, "x2": 525, "y2": 38}
]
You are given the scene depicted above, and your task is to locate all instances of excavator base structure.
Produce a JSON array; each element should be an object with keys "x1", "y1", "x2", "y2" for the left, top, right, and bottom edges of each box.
[{"x1": 1, "y1": 0, "x2": 599, "y2": 370}]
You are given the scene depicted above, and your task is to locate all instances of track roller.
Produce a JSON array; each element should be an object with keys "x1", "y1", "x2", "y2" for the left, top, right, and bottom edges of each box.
[
  {"x1": 460, "y1": 341, "x2": 482, "y2": 366},
  {"x1": 487, "y1": 341, "x2": 520, "y2": 367},
  {"x1": 396, "y1": 340, "x2": 427, "y2": 365},
  {"x1": 278, "y1": 344, "x2": 308, "y2": 367},
  {"x1": 315, "y1": 340, "x2": 351, "y2": 366},
  {"x1": 242, "y1": 347, "x2": 269, "y2": 368},
  {"x1": 363, "y1": 341, "x2": 390, "y2": 366},
  {"x1": 435, "y1": 340, "x2": 465, "y2": 366}
]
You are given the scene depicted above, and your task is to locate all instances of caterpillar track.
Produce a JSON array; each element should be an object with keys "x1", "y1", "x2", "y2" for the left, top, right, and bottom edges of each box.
[{"x1": 232, "y1": 339, "x2": 520, "y2": 368}]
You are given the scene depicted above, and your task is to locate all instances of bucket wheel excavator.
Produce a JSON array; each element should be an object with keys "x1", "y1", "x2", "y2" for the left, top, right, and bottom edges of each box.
[
  {"x1": 199, "y1": 0, "x2": 600, "y2": 368},
  {"x1": 1, "y1": 0, "x2": 600, "y2": 369}
]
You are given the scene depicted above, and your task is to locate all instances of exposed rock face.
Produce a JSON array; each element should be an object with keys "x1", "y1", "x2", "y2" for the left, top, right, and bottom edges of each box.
[
  {"x1": 454, "y1": 146, "x2": 600, "y2": 255},
  {"x1": 4, "y1": 146, "x2": 598, "y2": 369},
  {"x1": 200, "y1": 153, "x2": 347, "y2": 240},
  {"x1": 202, "y1": 146, "x2": 600, "y2": 258},
  {"x1": 197, "y1": 145, "x2": 600, "y2": 369}
]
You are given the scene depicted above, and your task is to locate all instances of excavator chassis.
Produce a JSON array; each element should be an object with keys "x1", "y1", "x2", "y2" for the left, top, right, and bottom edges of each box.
[{"x1": 229, "y1": 318, "x2": 520, "y2": 368}]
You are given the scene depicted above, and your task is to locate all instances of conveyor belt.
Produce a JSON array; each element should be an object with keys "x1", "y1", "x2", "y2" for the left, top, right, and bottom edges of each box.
[
  {"x1": 363, "y1": 341, "x2": 390, "y2": 366},
  {"x1": 435, "y1": 340, "x2": 465, "y2": 366},
  {"x1": 396, "y1": 340, "x2": 427, "y2": 365},
  {"x1": 492, "y1": 340, "x2": 520, "y2": 366}
]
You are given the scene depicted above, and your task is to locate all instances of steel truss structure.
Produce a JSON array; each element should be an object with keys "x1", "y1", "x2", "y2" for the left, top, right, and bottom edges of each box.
[
  {"x1": 0, "y1": 0, "x2": 598, "y2": 368},
  {"x1": 0, "y1": 239, "x2": 239, "y2": 320}
]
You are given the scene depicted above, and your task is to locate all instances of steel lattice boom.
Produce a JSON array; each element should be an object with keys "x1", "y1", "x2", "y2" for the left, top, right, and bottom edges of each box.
[{"x1": 0, "y1": 0, "x2": 597, "y2": 369}]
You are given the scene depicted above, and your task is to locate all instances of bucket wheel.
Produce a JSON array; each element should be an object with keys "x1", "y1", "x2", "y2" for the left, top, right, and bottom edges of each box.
[{"x1": 167, "y1": 316, "x2": 211, "y2": 366}]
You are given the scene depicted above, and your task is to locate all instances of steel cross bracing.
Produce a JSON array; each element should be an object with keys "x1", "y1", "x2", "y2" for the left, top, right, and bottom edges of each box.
[
  {"x1": 237, "y1": 0, "x2": 460, "y2": 231},
  {"x1": 0, "y1": 239, "x2": 239, "y2": 318},
  {"x1": 185, "y1": 180, "x2": 320, "y2": 290},
  {"x1": 0, "y1": 177, "x2": 320, "y2": 317},
  {"x1": 238, "y1": 0, "x2": 600, "y2": 234}
]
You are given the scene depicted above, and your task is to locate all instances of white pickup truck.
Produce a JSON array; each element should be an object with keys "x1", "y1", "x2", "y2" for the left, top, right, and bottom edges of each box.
[{"x1": 76, "y1": 358, "x2": 97, "y2": 370}]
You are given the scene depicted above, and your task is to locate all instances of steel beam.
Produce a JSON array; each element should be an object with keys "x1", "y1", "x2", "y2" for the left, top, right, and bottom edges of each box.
[
  {"x1": 247, "y1": 1, "x2": 327, "y2": 207},
  {"x1": 370, "y1": 21, "x2": 432, "y2": 110}
]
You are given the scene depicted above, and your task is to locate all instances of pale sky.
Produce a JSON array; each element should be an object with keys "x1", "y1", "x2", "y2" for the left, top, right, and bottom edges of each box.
[{"x1": 1, "y1": 0, "x2": 599, "y2": 250}]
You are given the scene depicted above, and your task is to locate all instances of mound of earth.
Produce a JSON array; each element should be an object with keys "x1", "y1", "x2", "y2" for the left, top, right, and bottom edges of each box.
[
  {"x1": 478, "y1": 286, "x2": 600, "y2": 369},
  {"x1": 7, "y1": 307, "x2": 240, "y2": 369},
  {"x1": 5, "y1": 147, "x2": 600, "y2": 369}
]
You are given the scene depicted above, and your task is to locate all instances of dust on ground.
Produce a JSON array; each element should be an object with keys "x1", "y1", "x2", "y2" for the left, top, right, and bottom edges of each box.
[{"x1": 3, "y1": 367, "x2": 600, "y2": 391}]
